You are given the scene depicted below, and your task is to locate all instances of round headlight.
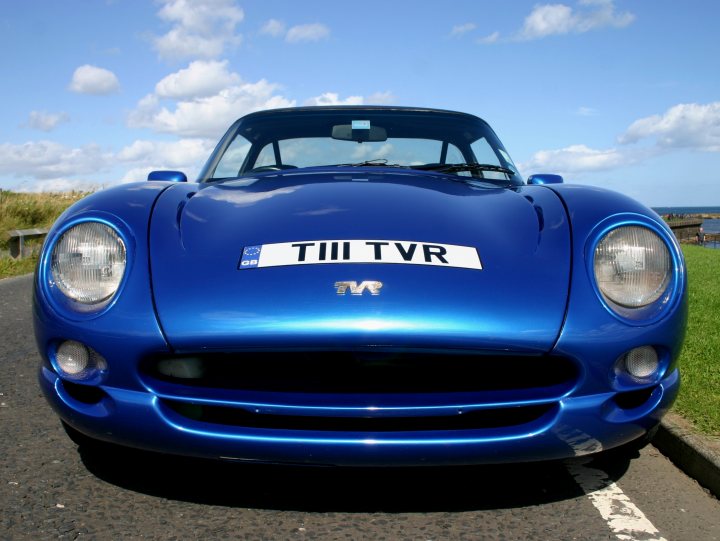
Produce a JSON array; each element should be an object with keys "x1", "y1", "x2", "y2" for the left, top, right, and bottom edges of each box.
[
  {"x1": 594, "y1": 226, "x2": 671, "y2": 308},
  {"x1": 51, "y1": 222, "x2": 126, "y2": 304}
]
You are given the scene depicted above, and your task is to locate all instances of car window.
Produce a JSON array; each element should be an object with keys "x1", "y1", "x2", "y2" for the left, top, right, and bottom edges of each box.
[
  {"x1": 212, "y1": 135, "x2": 251, "y2": 179},
  {"x1": 252, "y1": 138, "x2": 466, "y2": 169},
  {"x1": 199, "y1": 110, "x2": 524, "y2": 186},
  {"x1": 471, "y1": 138, "x2": 513, "y2": 180},
  {"x1": 254, "y1": 143, "x2": 277, "y2": 168}
]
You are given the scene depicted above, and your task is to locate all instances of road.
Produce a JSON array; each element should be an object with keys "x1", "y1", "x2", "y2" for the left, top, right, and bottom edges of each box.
[{"x1": 1, "y1": 274, "x2": 719, "y2": 540}]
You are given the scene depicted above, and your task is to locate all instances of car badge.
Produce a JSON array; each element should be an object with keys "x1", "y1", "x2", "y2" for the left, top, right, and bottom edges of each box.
[{"x1": 334, "y1": 281, "x2": 383, "y2": 296}]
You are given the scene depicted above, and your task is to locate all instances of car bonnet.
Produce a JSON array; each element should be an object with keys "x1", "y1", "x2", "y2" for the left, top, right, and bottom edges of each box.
[{"x1": 148, "y1": 170, "x2": 571, "y2": 353}]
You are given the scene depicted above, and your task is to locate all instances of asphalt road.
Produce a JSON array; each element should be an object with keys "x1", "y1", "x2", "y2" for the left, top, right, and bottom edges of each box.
[{"x1": 1, "y1": 274, "x2": 719, "y2": 540}]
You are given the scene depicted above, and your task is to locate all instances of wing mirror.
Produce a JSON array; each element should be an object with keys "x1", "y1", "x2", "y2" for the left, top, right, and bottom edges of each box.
[
  {"x1": 148, "y1": 170, "x2": 187, "y2": 182},
  {"x1": 527, "y1": 174, "x2": 563, "y2": 185}
]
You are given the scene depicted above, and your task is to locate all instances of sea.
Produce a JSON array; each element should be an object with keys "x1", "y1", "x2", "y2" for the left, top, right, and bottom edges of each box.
[{"x1": 652, "y1": 206, "x2": 720, "y2": 235}]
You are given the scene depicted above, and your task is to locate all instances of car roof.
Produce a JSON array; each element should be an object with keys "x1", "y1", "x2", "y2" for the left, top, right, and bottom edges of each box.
[{"x1": 238, "y1": 105, "x2": 486, "y2": 123}]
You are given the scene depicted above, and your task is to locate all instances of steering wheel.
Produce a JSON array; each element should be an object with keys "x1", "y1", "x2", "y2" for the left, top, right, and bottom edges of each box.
[{"x1": 249, "y1": 165, "x2": 298, "y2": 173}]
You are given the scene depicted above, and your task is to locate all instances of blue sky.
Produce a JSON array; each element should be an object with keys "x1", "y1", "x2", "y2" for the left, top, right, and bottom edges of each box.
[{"x1": 1, "y1": 0, "x2": 718, "y2": 207}]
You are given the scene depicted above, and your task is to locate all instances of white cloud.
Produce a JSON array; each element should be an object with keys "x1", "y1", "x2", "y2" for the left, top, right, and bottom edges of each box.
[
  {"x1": 351, "y1": 143, "x2": 394, "y2": 161},
  {"x1": 260, "y1": 19, "x2": 286, "y2": 37},
  {"x1": 619, "y1": 102, "x2": 720, "y2": 152},
  {"x1": 286, "y1": 23, "x2": 330, "y2": 43},
  {"x1": 118, "y1": 167, "x2": 159, "y2": 184},
  {"x1": 68, "y1": 65, "x2": 120, "y2": 95},
  {"x1": 518, "y1": 0, "x2": 634, "y2": 40},
  {"x1": 117, "y1": 138, "x2": 214, "y2": 169},
  {"x1": 304, "y1": 92, "x2": 364, "y2": 106},
  {"x1": 304, "y1": 91, "x2": 395, "y2": 107},
  {"x1": 0, "y1": 141, "x2": 109, "y2": 181},
  {"x1": 257, "y1": 19, "x2": 329, "y2": 44},
  {"x1": 520, "y1": 144, "x2": 627, "y2": 176},
  {"x1": 0, "y1": 137, "x2": 218, "y2": 191},
  {"x1": 129, "y1": 80, "x2": 295, "y2": 139},
  {"x1": 366, "y1": 91, "x2": 395, "y2": 105},
  {"x1": 26, "y1": 111, "x2": 70, "y2": 132},
  {"x1": 13, "y1": 178, "x2": 105, "y2": 193},
  {"x1": 115, "y1": 138, "x2": 216, "y2": 181},
  {"x1": 477, "y1": 32, "x2": 500, "y2": 44},
  {"x1": 450, "y1": 23, "x2": 476, "y2": 37},
  {"x1": 155, "y1": 60, "x2": 240, "y2": 99},
  {"x1": 154, "y1": 0, "x2": 244, "y2": 60},
  {"x1": 521, "y1": 4, "x2": 575, "y2": 39}
]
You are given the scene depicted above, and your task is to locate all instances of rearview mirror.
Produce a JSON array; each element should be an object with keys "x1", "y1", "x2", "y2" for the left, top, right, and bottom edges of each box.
[{"x1": 332, "y1": 123, "x2": 388, "y2": 142}]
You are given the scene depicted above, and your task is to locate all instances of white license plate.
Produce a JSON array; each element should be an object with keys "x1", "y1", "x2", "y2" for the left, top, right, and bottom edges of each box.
[{"x1": 239, "y1": 240, "x2": 482, "y2": 270}]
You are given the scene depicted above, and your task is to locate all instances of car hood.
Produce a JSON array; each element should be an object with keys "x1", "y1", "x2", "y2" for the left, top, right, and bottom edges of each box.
[{"x1": 149, "y1": 170, "x2": 571, "y2": 353}]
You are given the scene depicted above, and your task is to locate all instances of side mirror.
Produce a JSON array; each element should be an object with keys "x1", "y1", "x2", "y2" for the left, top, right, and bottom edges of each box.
[
  {"x1": 527, "y1": 174, "x2": 563, "y2": 185},
  {"x1": 148, "y1": 170, "x2": 187, "y2": 182}
]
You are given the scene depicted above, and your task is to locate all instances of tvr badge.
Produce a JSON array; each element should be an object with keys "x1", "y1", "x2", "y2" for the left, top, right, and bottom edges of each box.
[{"x1": 335, "y1": 281, "x2": 383, "y2": 296}]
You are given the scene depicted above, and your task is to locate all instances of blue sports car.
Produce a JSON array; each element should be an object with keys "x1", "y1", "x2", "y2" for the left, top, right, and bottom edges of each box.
[{"x1": 34, "y1": 106, "x2": 687, "y2": 466}]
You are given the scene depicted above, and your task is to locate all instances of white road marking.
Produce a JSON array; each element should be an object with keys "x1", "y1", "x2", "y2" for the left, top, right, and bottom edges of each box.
[{"x1": 567, "y1": 458, "x2": 667, "y2": 541}]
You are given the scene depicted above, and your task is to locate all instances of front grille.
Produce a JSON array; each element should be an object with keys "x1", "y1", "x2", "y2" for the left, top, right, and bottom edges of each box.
[
  {"x1": 162, "y1": 399, "x2": 556, "y2": 432},
  {"x1": 142, "y1": 351, "x2": 578, "y2": 395}
]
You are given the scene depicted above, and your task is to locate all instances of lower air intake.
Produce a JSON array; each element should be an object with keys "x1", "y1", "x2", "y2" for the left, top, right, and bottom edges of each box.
[{"x1": 162, "y1": 400, "x2": 557, "y2": 432}]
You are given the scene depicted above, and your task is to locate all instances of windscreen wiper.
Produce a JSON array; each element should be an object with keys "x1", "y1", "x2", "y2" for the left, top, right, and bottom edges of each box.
[
  {"x1": 335, "y1": 159, "x2": 406, "y2": 168},
  {"x1": 412, "y1": 163, "x2": 517, "y2": 176}
]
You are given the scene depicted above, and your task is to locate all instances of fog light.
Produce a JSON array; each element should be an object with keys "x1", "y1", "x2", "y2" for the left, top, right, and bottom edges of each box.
[
  {"x1": 617, "y1": 346, "x2": 659, "y2": 381},
  {"x1": 55, "y1": 340, "x2": 107, "y2": 381},
  {"x1": 157, "y1": 357, "x2": 205, "y2": 379}
]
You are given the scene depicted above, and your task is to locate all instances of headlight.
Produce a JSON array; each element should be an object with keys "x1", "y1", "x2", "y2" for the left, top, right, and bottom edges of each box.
[
  {"x1": 594, "y1": 226, "x2": 671, "y2": 308},
  {"x1": 51, "y1": 222, "x2": 126, "y2": 304}
]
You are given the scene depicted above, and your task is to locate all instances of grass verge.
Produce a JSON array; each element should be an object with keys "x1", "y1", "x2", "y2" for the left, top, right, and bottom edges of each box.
[
  {"x1": 0, "y1": 190, "x2": 88, "y2": 250},
  {"x1": 0, "y1": 256, "x2": 37, "y2": 280},
  {"x1": 0, "y1": 191, "x2": 87, "y2": 278},
  {"x1": 674, "y1": 245, "x2": 720, "y2": 436}
]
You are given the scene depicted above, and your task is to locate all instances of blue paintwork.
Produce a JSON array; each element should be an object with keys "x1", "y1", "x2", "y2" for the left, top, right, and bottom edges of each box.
[
  {"x1": 147, "y1": 170, "x2": 187, "y2": 182},
  {"x1": 33, "y1": 184, "x2": 173, "y2": 394},
  {"x1": 149, "y1": 171, "x2": 570, "y2": 352},
  {"x1": 34, "y1": 107, "x2": 687, "y2": 466},
  {"x1": 527, "y1": 174, "x2": 564, "y2": 185}
]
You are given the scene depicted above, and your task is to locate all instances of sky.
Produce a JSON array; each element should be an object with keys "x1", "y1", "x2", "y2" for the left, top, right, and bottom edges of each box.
[{"x1": 0, "y1": 0, "x2": 718, "y2": 207}]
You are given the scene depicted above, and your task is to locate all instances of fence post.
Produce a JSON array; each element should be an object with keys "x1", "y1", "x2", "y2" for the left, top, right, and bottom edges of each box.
[{"x1": 6, "y1": 228, "x2": 50, "y2": 259}]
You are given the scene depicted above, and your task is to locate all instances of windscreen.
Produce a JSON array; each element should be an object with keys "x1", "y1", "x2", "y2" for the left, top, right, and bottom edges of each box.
[{"x1": 201, "y1": 109, "x2": 522, "y2": 185}]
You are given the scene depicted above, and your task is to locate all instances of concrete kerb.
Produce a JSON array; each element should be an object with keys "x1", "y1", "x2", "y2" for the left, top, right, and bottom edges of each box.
[{"x1": 653, "y1": 412, "x2": 720, "y2": 499}]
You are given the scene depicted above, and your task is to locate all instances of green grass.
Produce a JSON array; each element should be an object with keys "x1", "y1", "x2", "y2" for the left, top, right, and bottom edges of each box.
[
  {"x1": 0, "y1": 256, "x2": 38, "y2": 280},
  {"x1": 0, "y1": 190, "x2": 88, "y2": 250},
  {"x1": 674, "y1": 245, "x2": 720, "y2": 435},
  {"x1": 0, "y1": 191, "x2": 88, "y2": 277}
]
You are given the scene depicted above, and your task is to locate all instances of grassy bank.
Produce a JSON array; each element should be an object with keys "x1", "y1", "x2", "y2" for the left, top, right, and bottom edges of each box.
[
  {"x1": 674, "y1": 245, "x2": 720, "y2": 435},
  {"x1": 0, "y1": 191, "x2": 88, "y2": 278},
  {"x1": 0, "y1": 257, "x2": 38, "y2": 279},
  {"x1": 0, "y1": 190, "x2": 88, "y2": 250}
]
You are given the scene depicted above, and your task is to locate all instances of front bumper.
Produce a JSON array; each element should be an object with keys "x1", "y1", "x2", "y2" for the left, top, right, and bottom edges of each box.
[{"x1": 40, "y1": 366, "x2": 679, "y2": 466}]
